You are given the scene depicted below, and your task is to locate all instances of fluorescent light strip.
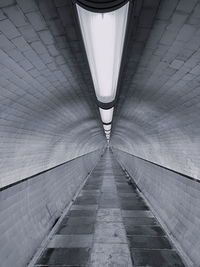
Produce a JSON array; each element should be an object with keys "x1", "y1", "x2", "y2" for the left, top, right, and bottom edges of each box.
[
  {"x1": 76, "y1": 3, "x2": 129, "y2": 103},
  {"x1": 103, "y1": 124, "x2": 111, "y2": 131},
  {"x1": 99, "y1": 107, "x2": 114, "y2": 124}
]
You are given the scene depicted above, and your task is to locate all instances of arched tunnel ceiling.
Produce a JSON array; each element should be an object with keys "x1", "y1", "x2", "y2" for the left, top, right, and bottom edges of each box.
[
  {"x1": 112, "y1": 0, "x2": 200, "y2": 179},
  {"x1": 0, "y1": 0, "x2": 106, "y2": 188},
  {"x1": 1, "y1": 0, "x2": 200, "y2": 187}
]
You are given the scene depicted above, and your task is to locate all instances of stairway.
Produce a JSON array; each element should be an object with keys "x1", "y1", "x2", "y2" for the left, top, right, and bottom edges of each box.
[{"x1": 34, "y1": 149, "x2": 185, "y2": 267}]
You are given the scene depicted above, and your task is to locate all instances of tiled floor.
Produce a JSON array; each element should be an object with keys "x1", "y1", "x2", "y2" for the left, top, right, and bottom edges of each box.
[{"x1": 35, "y1": 149, "x2": 185, "y2": 267}]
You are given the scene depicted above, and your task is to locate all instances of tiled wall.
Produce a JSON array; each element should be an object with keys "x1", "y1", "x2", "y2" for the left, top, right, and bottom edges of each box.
[
  {"x1": 112, "y1": 0, "x2": 200, "y2": 180},
  {"x1": 113, "y1": 148, "x2": 200, "y2": 267},
  {"x1": 0, "y1": 150, "x2": 101, "y2": 267},
  {"x1": 0, "y1": 0, "x2": 105, "y2": 188}
]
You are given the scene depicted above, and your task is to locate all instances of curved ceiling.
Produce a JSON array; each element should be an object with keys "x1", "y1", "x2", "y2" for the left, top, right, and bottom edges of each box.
[
  {"x1": 0, "y1": 0, "x2": 105, "y2": 188},
  {"x1": 112, "y1": 0, "x2": 200, "y2": 179},
  {"x1": 0, "y1": 0, "x2": 200, "y2": 188}
]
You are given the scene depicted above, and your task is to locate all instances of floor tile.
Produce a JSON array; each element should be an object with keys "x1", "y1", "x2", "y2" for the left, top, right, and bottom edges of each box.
[
  {"x1": 131, "y1": 249, "x2": 185, "y2": 267},
  {"x1": 83, "y1": 185, "x2": 102, "y2": 190},
  {"x1": 120, "y1": 203, "x2": 149, "y2": 210},
  {"x1": 99, "y1": 198, "x2": 120, "y2": 208},
  {"x1": 128, "y1": 236, "x2": 172, "y2": 249},
  {"x1": 57, "y1": 222, "x2": 95, "y2": 235},
  {"x1": 117, "y1": 185, "x2": 136, "y2": 193},
  {"x1": 94, "y1": 221, "x2": 127, "y2": 244},
  {"x1": 97, "y1": 208, "x2": 122, "y2": 222},
  {"x1": 37, "y1": 248, "x2": 90, "y2": 265},
  {"x1": 119, "y1": 192, "x2": 139, "y2": 197},
  {"x1": 48, "y1": 235, "x2": 93, "y2": 248},
  {"x1": 71, "y1": 205, "x2": 98, "y2": 210},
  {"x1": 74, "y1": 196, "x2": 99, "y2": 205},
  {"x1": 124, "y1": 225, "x2": 165, "y2": 236},
  {"x1": 122, "y1": 210, "x2": 154, "y2": 218},
  {"x1": 124, "y1": 217, "x2": 158, "y2": 226},
  {"x1": 80, "y1": 190, "x2": 101, "y2": 196},
  {"x1": 119, "y1": 198, "x2": 145, "y2": 204},
  {"x1": 90, "y1": 243, "x2": 132, "y2": 267},
  {"x1": 65, "y1": 216, "x2": 96, "y2": 225},
  {"x1": 68, "y1": 210, "x2": 96, "y2": 217}
]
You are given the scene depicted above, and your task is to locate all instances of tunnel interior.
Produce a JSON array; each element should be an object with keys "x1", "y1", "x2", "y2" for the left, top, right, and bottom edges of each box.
[{"x1": 0, "y1": 0, "x2": 200, "y2": 267}]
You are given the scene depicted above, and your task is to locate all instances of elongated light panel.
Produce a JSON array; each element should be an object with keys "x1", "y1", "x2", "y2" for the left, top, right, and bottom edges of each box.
[
  {"x1": 77, "y1": 3, "x2": 129, "y2": 103},
  {"x1": 103, "y1": 124, "x2": 111, "y2": 131},
  {"x1": 99, "y1": 107, "x2": 114, "y2": 124}
]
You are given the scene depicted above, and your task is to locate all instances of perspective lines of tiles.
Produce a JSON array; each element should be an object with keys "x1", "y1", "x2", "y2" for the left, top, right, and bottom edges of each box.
[{"x1": 35, "y1": 148, "x2": 185, "y2": 267}]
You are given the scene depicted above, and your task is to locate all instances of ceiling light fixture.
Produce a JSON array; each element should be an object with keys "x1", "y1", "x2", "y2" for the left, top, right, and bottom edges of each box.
[
  {"x1": 99, "y1": 107, "x2": 114, "y2": 124},
  {"x1": 103, "y1": 124, "x2": 111, "y2": 131},
  {"x1": 76, "y1": 2, "x2": 129, "y2": 106},
  {"x1": 76, "y1": 0, "x2": 130, "y2": 142}
]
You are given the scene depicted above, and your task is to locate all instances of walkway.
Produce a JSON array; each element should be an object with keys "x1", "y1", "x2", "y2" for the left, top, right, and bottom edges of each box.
[{"x1": 35, "y1": 149, "x2": 185, "y2": 267}]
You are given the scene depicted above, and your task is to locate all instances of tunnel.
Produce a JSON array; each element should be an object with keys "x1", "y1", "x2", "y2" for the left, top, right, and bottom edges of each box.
[{"x1": 0, "y1": 0, "x2": 200, "y2": 266}]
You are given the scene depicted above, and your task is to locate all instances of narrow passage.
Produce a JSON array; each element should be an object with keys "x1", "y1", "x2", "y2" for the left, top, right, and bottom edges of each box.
[{"x1": 35, "y1": 149, "x2": 185, "y2": 267}]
